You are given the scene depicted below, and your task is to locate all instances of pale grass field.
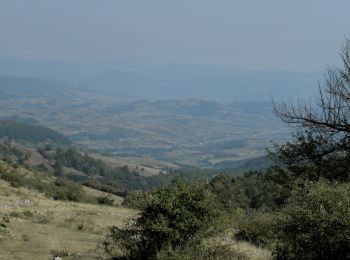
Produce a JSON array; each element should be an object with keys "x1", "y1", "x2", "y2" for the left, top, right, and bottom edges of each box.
[{"x1": 0, "y1": 180, "x2": 132, "y2": 260}]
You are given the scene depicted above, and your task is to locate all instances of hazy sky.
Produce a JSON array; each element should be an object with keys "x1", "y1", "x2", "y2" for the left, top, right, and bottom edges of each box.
[{"x1": 0, "y1": 0, "x2": 349, "y2": 71}]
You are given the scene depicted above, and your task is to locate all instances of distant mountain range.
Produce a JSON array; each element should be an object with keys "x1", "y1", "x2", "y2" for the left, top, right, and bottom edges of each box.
[
  {"x1": 0, "y1": 75, "x2": 69, "y2": 98},
  {"x1": 0, "y1": 57, "x2": 321, "y2": 102},
  {"x1": 82, "y1": 65, "x2": 321, "y2": 101}
]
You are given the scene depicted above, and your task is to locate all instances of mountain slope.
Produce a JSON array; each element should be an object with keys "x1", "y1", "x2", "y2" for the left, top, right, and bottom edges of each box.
[
  {"x1": 0, "y1": 120, "x2": 70, "y2": 146},
  {"x1": 0, "y1": 75, "x2": 70, "y2": 98}
]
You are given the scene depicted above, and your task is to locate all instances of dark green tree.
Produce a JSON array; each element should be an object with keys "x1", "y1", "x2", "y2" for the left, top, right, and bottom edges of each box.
[{"x1": 274, "y1": 180, "x2": 350, "y2": 260}]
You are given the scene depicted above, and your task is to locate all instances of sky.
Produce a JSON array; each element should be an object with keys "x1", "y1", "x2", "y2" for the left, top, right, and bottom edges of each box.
[{"x1": 0, "y1": 0, "x2": 350, "y2": 71}]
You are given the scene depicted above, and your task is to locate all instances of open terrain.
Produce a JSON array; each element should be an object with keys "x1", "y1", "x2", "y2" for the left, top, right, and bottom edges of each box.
[
  {"x1": 0, "y1": 179, "x2": 129, "y2": 260},
  {"x1": 0, "y1": 76, "x2": 289, "y2": 167},
  {"x1": 0, "y1": 164, "x2": 271, "y2": 260}
]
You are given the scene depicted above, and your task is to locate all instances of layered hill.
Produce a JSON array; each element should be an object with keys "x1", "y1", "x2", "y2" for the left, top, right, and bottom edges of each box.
[
  {"x1": 0, "y1": 88, "x2": 288, "y2": 166},
  {"x1": 0, "y1": 120, "x2": 70, "y2": 146},
  {"x1": 0, "y1": 67, "x2": 295, "y2": 167}
]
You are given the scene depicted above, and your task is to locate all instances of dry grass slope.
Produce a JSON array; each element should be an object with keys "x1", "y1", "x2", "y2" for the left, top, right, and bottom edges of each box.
[
  {"x1": 0, "y1": 180, "x2": 131, "y2": 260},
  {"x1": 0, "y1": 160, "x2": 271, "y2": 260}
]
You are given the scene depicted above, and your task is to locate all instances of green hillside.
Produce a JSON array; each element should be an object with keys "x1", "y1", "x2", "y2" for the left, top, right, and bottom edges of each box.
[{"x1": 0, "y1": 120, "x2": 70, "y2": 146}]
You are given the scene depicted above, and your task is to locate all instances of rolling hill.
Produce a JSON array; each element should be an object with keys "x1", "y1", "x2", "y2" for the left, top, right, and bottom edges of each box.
[
  {"x1": 0, "y1": 87, "x2": 288, "y2": 166},
  {"x1": 0, "y1": 120, "x2": 70, "y2": 146},
  {"x1": 0, "y1": 62, "x2": 303, "y2": 166}
]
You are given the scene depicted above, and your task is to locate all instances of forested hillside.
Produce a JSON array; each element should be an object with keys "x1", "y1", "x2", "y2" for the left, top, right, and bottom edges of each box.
[{"x1": 0, "y1": 120, "x2": 70, "y2": 146}]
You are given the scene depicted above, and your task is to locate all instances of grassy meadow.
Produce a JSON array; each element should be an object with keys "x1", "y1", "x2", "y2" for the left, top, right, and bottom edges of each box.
[
  {"x1": 0, "y1": 179, "x2": 130, "y2": 259},
  {"x1": 0, "y1": 177, "x2": 272, "y2": 260}
]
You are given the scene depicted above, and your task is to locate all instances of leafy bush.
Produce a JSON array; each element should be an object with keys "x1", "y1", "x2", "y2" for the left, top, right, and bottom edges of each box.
[
  {"x1": 208, "y1": 173, "x2": 249, "y2": 212},
  {"x1": 49, "y1": 178, "x2": 87, "y2": 202},
  {"x1": 121, "y1": 191, "x2": 151, "y2": 209},
  {"x1": 0, "y1": 216, "x2": 10, "y2": 240},
  {"x1": 104, "y1": 178, "x2": 227, "y2": 259},
  {"x1": 235, "y1": 211, "x2": 282, "y2": 247},
  {"x1": 83, "y1": 179, "x2": 127, "y2": 197},
  {"x1": 0, "y1": 142, "x2": 29, "y2": 165},
  {"x1": 0, "y1": 216, "x2": 9, "y2": 229},
  {"x1": 96, "y1": 196, "x2": 114, "y2": 205},
  {"x1": 208, "y1": 169, "x2": 292, "y2": 214},
  {"x1": 274, "y1": 180, "x2": 350, "y2": 259},
  {"x1": 0, "y1": 170, "x2": 24, "y2": 187}
]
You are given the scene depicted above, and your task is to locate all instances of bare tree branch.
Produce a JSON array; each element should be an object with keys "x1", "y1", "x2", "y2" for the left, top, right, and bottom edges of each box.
[{"x1": 273, "y1": 38, "x2": 350, "y2": 158}]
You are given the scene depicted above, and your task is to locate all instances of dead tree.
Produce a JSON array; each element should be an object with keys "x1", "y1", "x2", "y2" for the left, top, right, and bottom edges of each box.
[{"x1": 273, "y1": 38, "x2": 350, "y2": 180}]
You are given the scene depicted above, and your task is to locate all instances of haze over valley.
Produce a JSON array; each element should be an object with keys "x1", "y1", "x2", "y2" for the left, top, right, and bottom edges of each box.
[
  {"x1": 0, "y1": 61, "x2": 303, "y2": 167},
  {"x1": 1, "y1": 1, "x2": 350, "y2": 259}
]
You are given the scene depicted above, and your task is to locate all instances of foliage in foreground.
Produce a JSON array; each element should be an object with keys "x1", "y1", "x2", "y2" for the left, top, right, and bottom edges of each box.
[
  {"x1": 104, "y1": 178, "x2": 227, "y2": 259},
  {"x1": 235, "y1": 211, "x2": 282, "y2": 248},
  {"x1": 274, "y1": 180, "x2": 350, "y2": 260},
  {"x1": 154, "y1": 243, "x2": 248, "y2": 260}
]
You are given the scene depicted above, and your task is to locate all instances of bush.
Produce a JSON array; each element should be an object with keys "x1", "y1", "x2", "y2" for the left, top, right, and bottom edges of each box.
[
  {"x1": 0, "y1": 170, "x2": 24, "y2": 187},
  {"x1": 235, "y1": 211, "x2": 282, "y2": 247},
  {"x1": 274, "y1": 180, "x2": 350, "y2": 259},
  {"x1": 96, "y1": 196, "x2": 114, "y2": 205},
  {"x1": 49, "y1": 178, "x2": 87, "y2": 202},
  {"x1": 0, "y1": 216, "x2": 10, "y2": 239},
  {"x1": 122, "y1": 191, "x2": 150, "y2": 209},
  {"x1": 104, "y1": 178, "x2": 227, "y2": 259},
  {"x1": 84, "y1": 179, "x2": 127, "y2": 197}
]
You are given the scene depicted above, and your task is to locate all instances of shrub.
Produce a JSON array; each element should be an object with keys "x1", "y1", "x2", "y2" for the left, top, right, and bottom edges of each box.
[
  {"x1": 96, "y1": 196, "x2": 114, "y2": 205},
  {"x1": 0, "y1": 170, "x2": 24, "y2": 187},
  {"x1": 235, "y1": 211, "x2": 282, "y2": 247},
  {"x1": 83, "y1": 179, "x2": 127, "y2": 197},
  {"x1": 77, "y1": 223, "x2": 84, "y2": 230},
  {"x1": 0, "y1": 216, "x2": 10, "y2": 240},
  {"x1": 104, "y1": 178, "x2": 227, "y2": 259},
  {"x1": 0, "y1": 216, "x2": 9, "y2": 229},
  {"x1": 274, "y1": 180, "x2": 350, "y2": 259},
  {"x1": 121, "y1": 191, "x2": 150, "y2": 209},
  {"x1": 49, "y1": 178, "x2": 87, "y2": 202},
  {"x1": 22, "y1": 210, "x2": 34, "y2": 219}
]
